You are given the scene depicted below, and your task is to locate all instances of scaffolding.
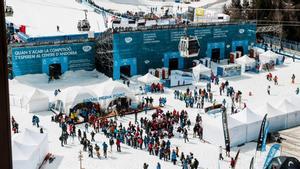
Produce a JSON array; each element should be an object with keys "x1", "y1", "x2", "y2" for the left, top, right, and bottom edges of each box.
[{"x1": 95, "y1": 28, "x2": 114, "y2": 77}]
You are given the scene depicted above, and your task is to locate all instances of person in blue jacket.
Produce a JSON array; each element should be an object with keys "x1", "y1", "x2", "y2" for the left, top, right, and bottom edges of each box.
[
  {"x1": 156, "y1": 162, "x2": 161, "y2": 169},
  {"x1": 171, "y1": 149, "x2": 177, "y2": 165}
]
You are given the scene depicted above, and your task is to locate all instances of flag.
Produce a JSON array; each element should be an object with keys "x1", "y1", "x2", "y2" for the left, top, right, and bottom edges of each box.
[
  {"x1": 222, "y1": 107, "x2": 230, "y2": 153},
  {"x1": 257, "y1": 114, "x2": 267, "y2": 151},
  {"x1": 195, "y1": 8, "x2": 205, "y2": 16},
  {"x1": 263, "y1": 144, "x2": 281, "y2": 169},
  {"x1": 262, "y1": 122, "x2": 269, "y2": 152},
  {"x1": 249, "y1": 157, "x2": 254, "y2": 169}
]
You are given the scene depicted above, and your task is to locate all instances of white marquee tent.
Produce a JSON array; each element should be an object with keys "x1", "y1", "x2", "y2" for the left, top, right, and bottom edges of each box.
[
  {"x1": 231, "y1": 107, "x2": 263, "y2": 142},
  {"x1": 192, "y1": 64, "x2": 211, "y2": 81},
  {"x1": 259, "y1": 50, "x2": 279, "y2": 64},
  {"x1": 277, "y1": 99, "x2": 300, "y2": 129},
  {"x1": 55, "y1": 79, "x2": 136, "y2": 113},
  {"x1": 202, "y1": 115, "x2": 247, "y2": 147},
  {"x1": 56, "y1": 86, "x2": 98, "y2": 113},
  {"x1": 259, "y1": 103, "x2": 287, "y2": 132},
  {"x1": 12, "y1": 141, "x2": 40, "y2": 169},
  {"x1": 14, "y1": 129, "x2": 49, "y2": 164},
  {"x1": 235, "y1": 55, "x2": 256, "y2": 72},
  {"x1": 137, "y1": 73, "x2": 160, "y2": 84},
  {"x1": 25, "y1": 89, "x2": 49, "y2": 113}
]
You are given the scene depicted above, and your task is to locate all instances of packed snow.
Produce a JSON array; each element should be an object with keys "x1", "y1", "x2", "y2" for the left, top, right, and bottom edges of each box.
[
  {"x1": 9, "y1": 57, "x2": 300, "y2": 169},
  {"x1": 5, "y1": 0, "x2": 107, "y2": 37}
]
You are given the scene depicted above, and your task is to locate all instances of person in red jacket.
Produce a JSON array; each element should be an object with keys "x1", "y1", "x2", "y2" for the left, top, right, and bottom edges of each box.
[{"x1": 116, "y1": 138, "x2": 121, "y2": 152}]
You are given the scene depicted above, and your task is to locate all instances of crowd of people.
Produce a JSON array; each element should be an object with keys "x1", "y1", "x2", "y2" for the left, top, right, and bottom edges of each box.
[{"x1": 51, "y1": 105, "x2": 206, "y2": 168}]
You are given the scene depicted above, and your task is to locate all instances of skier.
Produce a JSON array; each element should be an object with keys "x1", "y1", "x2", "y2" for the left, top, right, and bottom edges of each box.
[
  {"x1": 56, "y1": 25, "x2": 60, "y2": 32},
  {"x1": 102, "y1": 142, "x2": 108, "y2": 158},
  {"x1": 191, "y1": 158, "x2": 199, "y2": 169},
  {"x1": 230, "y1": 157, "x2": 236, "y2": 168},
  {"x1": 296, "y1": 87, "x2": 299, "y2": 95},
  {"x1": 95, "y1": 144, "x2": 101, "y2": 159},
  {"x1": 219, "y1": 146, "x2": 224, "y2": 160},
  {"x1": 292, "y1": 74, "x2": 296, "y2": 84},
  {"x1": 88, "y1": 144, "x2": 93, "y2": 158},
  {"x1": 274, "y1": 76, "x2": 278, "y2": 85},
  {"x1": 116, "y1": 138, "x2": 121, "y2": 152},
  {"x1": 91, "y1": 131, "x2": 95, "y2": 142},
  {"x1": 267, "y1": 85, "x2": 271, "y2": 95},
  {"x1": 183, "y1": 128, "x2": 189, "y2": 143},
  {"x1": 109, "y1": 137, "x2": 114, "y2": 152},
  {"x1": 156, "y1": 162, "x2": 161, "y2": 169},
  {"x1": 171, "y1": 149, "x2": 177, "y2": 165},
  {"x1": 143, "y1": 163, "x2": 149, "y2": 169},
  {"x1": 85, "y1": 123, "x2": 89, "y2": 133}
]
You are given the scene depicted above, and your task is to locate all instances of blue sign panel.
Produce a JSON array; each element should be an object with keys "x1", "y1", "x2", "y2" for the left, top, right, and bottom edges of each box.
[
  {"x1": 12, "y1": 42, "x2": 95, "y2": 76},
  {"x1": 112, "y1": 23, "x2": 256, "y2": 79}
]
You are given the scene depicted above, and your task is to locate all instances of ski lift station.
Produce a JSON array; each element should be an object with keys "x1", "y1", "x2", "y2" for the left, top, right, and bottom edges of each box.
[
  {"x1": 9, "y1": 22, "x2": 256, "y2": 79},
  {"x1": 96, "y1": 22, "x2": 256, "y2": 79}
]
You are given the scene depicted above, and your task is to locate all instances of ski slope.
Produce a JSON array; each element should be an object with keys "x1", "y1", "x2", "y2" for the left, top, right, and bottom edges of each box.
[
  {"x1": 5, "y1": 0, "x2": 107, "y2": 37},
  {"x1": 9, "y1": 57, "x2": 300, "y2": 169}
]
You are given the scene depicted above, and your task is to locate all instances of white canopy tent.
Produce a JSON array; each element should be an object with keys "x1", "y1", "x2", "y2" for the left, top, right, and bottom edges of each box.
[
  {"x1": 192, "y1": 64, "x2": 211, "y2": 81},
  {"x1": 202, "y1": 115, "x2": 247, "y2": 147},
  {"x1": 235, "y1": 55, "x2": 256, "y2": 72},
  {"x1": 25, "y1": 89, "x2": 49, "y2": 113},
  {"x1": 56, "y1": 86, "x2": 98, "y2": 113},
  {"x1": 14, "y1": 129, "x2": 49, "y2": 164},
  {"x1": 231, "y1": 107, "x2": 263, "y2": 142},
  {"x1": 137, "y1": 73, "x2": 160, "y2": 84},
  {"x1": 277, "y1": 99, "x2": 300, "y2": 129},
  {"x1": 259, "y1": 50, "x2": 279, "y2": 64},
  {"x1": 12, "y1": 141, "x2": 40, "y2": 169},
  {"x1": 259, "y1": 103, "x2": 287, "y2": 132}
]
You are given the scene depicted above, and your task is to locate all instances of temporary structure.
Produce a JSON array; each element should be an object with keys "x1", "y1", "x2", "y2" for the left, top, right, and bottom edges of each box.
[
  {"x1": 259, "y1": 103, "x2": 287, "y2": 132},
  {"x1": 192, "y1": 64, "x2": 211, "y2": 81},
  {"x1": 56, "y1": 86, "x2": 98, "y2": 113},
  {"x1": 12, "y1": 141, "x2": 40, "y2": 169},
  {"x1": 25, "y1": 89, "x2": 49, "y2": 113},
  {"x1": 137, "y1": 73, "x2": 160, "y2": 84},
  {"x1": 235, "y1": 55, "x2": 256, "y2": 72},
  {"x1": 231, "y1": 107, "x2": 263, "y2": 142},
  {"x1": 277, "y1": 99, "x2": 300, "y2": 128},
  {"x1": 202, "y1": 115, "x2": 247, "y2": 147},
  {"x1": 14, "y1": 129, "x2": 49, "y2": 163},
  {"x1": 259, "y1": 50, "x2": 279, "y2": 64}
]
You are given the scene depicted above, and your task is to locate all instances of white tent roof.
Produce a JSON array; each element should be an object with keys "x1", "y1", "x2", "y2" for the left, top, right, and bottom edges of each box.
[
  {"x1": 235, "y1": 55, "x2": 256, "y2": 65},
  {"x1": 260, "y1": 102, "x2": 285, "y2": 117},
  {"x1": 204, "y1": 114, "x2": 245, "y2": 129},
  {"x1": 287, "y1": 95, "x2": 300, "y2": 108},
  {"x1": 14, "y1": 128, "x2": 48, "y2": 146},
  {"x1": 57, "y1": 86, "x2": 98, "y2": 109},
  {"x1": 231, "y1": 107, "x2": 263, "y2": 124},
  {"x1": 277, "y1": 99, "x2": 299, "y2": 113},
  {"x1": 12, "y1": 141, "x2": 37, "y2": 161},
  {"x1": 137, "y1": 73, "x2": 160, "y2": 84},
  {"x1": 192, "y1": 64, "x2": 211, "y2": 74},
  {"x1": 259, "y1": 50, "x2": 279, "y2": 63}
]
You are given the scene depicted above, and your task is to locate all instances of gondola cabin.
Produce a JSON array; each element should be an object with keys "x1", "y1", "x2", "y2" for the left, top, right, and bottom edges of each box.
[
  {"x1": 77, "y1": 10, "x2": 91, "y2": 31},
  {"x1": 5, "y1": 6, "x2": 14, "y2": 17},
  {"x1": 178, "y1": 36, "x2": 200, "y2": 58}
]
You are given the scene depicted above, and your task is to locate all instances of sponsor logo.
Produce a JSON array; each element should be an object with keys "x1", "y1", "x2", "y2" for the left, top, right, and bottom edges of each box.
[
  {"x1": 239, "y1": 29, "x2": 245, "y2": 34},
  {"x1": 82, "y1": 46, "x2": 92, "y2": 52},
  {"x1": 125, "y1": 37, "x2": 133, "y2": 43}
]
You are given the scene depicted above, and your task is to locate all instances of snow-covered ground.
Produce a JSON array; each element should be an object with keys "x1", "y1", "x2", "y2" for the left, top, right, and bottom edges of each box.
[
  {"x1": 5, "y1": 0, "x2": 107, "y2": 37},
  {"x1": 93, "y1": 0, "x2": 229, "y2": 14},
  {"x1": 9, "y1": 57, "x2": 300, "y2": 169}
]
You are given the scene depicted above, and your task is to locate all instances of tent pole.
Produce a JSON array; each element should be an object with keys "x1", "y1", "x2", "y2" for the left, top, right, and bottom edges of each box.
[{"x1": 0, "y1": 0, "x2": 13, "y2": 169}]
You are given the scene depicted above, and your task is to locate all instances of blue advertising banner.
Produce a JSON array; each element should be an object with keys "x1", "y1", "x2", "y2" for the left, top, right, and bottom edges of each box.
[
  {"x1": 12, "y1": 42, "x2": 95, "y2": 76},
  {"x1": 263, "y1": 144, "x2": 281, "y2": 169},
  {"x1": 262, "y1": 122, "x2": 270, "y2": 152},
  {"x1": 112, "y1": 23, "x2": 256, "y2": 79}
]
